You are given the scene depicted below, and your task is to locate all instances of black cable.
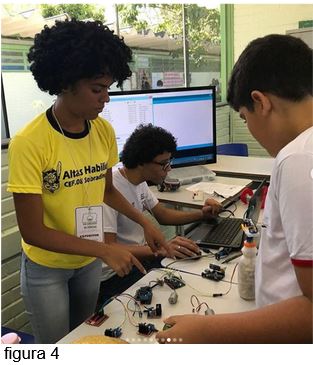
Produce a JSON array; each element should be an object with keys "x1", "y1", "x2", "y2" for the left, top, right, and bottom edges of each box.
[
  {"x1": 165, "y1": 252, "x2": 214, "y2": 269},
  {"x1": 164, "y1": 266, "x2": 202, "y2": 277},
  {"x1": 218, "y1": 204, "x2": 237, "y2": 218},
  {"x1": 217, "y1": 263, "x2": 239, "y2": 296}
]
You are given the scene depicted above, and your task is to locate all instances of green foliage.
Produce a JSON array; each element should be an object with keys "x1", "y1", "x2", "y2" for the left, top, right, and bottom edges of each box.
[
  {"x1": 118, "y1": 4, "x2": 220, "y2": 67},
  {"x1": 117, "y1": 4, "x2": 148, "y2": 31},
  {"x1": 40, "y1": 4, "x2": 105, "y2": 22}
]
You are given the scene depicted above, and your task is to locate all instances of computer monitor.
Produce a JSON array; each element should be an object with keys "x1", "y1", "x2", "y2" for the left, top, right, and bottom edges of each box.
[{"x1": 101, "y1": 86, "x2": 216, "y2": 168}]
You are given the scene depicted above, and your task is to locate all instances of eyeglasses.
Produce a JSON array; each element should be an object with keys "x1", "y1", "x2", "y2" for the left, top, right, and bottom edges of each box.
[{"x1": 151, "y1": 159, "x2": 172, "y2": 171}]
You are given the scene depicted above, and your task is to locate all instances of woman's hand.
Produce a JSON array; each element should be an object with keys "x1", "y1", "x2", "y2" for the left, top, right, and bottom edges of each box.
[
  {"x1": 100, "y1": 244, "x2": 146, "y2": 277},
  {"x1": 142, "y1": 220, "x2": 173, "y2": 257}
]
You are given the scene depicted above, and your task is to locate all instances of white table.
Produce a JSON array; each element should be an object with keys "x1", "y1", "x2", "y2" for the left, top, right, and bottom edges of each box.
[
  {"x1": 150, "y1": 175, "x2": 252, "y2": 209},
  {"x1": 58, "y1": 158, "x2": 269, "y2": 344},
  {"x1": 208, "y1": 155, "x2": 274, "y2": 179},
  {"x1": 58, "y1": 252, "x2": 256, "y2": 344}
]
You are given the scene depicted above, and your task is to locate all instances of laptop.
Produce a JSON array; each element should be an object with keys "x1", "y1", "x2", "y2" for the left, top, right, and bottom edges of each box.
[{"x1": 185, "y1": 178, "x2": 268, "y2": 250}]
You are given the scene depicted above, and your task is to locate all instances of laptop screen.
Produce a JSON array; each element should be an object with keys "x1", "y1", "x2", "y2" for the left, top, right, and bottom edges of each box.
[{"x1": 245, "y1": 178, "x2": 268, "y2": 224}]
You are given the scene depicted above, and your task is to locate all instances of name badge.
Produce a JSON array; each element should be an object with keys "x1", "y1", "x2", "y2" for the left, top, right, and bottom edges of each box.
[{"x1": 75, "y1": 205, "x2": 104, "y2": 242}]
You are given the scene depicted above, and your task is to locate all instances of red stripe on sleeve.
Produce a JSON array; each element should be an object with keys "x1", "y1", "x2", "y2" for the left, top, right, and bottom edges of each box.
[{"x1": 291, "y1": 258, "x2": 313, "y2": 267}]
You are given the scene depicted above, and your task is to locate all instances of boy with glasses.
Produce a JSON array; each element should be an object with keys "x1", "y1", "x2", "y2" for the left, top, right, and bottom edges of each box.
[{"x1": 98, "y1": 123, "x2": 221, "y2": 304}]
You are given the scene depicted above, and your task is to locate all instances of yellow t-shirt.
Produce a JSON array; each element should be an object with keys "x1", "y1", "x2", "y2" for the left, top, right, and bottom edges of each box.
[{"x1": 7, "y1": 107, "x2": 118, "y2": 269}]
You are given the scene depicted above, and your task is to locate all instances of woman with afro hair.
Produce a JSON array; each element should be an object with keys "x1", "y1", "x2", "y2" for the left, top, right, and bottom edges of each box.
[{"x1": 7, "y1": 19, "x2": 169, "y2": 343}]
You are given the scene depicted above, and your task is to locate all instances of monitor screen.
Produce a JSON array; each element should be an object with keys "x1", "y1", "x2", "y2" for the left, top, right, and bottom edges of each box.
[{"x1": 101, "y1": 86, "x2": 216, "y2": 168}]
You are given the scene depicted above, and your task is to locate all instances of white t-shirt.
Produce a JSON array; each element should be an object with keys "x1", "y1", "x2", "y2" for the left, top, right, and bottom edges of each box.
[
  {"x1": 101, "y1": 169, "x2": 159, "y2": 280},
  {"x1": 255, "y1": 127, "x2": 313, "y2": 307}
]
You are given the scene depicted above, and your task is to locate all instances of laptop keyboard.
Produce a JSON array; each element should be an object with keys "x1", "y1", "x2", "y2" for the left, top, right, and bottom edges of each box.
[{"x1": 203, "y1": 218, "x2": 243, "y2": 246}]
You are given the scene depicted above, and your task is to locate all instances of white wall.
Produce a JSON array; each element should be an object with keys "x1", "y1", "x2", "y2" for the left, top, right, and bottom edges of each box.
[
  {"x1": 2, "y1": 73, "x2": 125, "y2": 138},
  {"x1": 3, "y1": 73, "x2": 54, "y2": 137},
  {"x1": 234, "y1": 4, "x2": 313, "y2": 60},
  {"x1": 231, "y1": 4, "x2": 313, "y2": 156}
]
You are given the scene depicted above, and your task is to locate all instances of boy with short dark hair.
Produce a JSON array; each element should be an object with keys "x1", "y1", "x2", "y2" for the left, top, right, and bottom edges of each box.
[{"x1": 156, "y1": 34, "x2": 313, "y2": 343}]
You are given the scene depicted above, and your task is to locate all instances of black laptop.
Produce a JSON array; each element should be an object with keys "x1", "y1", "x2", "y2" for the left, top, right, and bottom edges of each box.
[{"x1": 185, "y1": 179, "x2": 268, "y2": 250}]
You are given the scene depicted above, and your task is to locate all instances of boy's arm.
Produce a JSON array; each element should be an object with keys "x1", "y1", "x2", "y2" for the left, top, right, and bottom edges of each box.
[
  {"x1": 105, "y1": 232, "x2": 200, "y2": 260},
  {"x1": 151, "y1": 197, "x2": 221, "y2": 225},
  {"x1": 296, "y1": 265, "x2": 313, "y2": 302},
  {"x1": 104, "y1": 232, "x2": 155, "y2": 260},
  {"x1": 151, "y1": 202, "x2": 203, "y2": 225},
  {"x1": 104, "y1": 169, "x2": 171, "y2": 255}
]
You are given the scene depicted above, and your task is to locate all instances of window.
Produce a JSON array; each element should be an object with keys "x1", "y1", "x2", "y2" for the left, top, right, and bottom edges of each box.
[
  {"x1": 1, "y1": 3, "x2": 223, "y2": 139},
  {"x1": 116, "y1": 4, "x2": 222, "y2": 100},
  {"x1": 1, "y1": 47, "x2": 30, "y2": 71}
]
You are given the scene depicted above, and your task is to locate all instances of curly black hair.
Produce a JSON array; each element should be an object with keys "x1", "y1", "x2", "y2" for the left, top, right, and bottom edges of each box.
[
  {"x1": 227, "y1": 34, "x2": 313, "y2": 111},
  {"x1": 28, "y1": 19, "x2": 132, "y2": 95},
  {"x1": 120, "y1": 124, "x2": 177, "y2": 169}
]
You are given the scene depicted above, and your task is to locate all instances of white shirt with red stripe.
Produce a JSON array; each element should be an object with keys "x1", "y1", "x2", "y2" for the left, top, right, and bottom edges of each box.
[{"x1": 255, "y1": 127, "x2": 313, "y2": 308}]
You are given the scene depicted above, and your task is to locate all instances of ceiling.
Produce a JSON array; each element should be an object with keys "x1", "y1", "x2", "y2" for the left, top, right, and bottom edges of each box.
[
  {"x1": 1, "y1": 8, "x2": 220, "y2": 55},
  {"x1": 1, "y1": 9, "x2": 69, "y2": 39},
  {"x1": 1, "y1": 9, "x2": 182, "y2": 51}
]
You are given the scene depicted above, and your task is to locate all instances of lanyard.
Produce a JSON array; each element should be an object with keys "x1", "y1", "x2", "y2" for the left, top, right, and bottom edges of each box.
[{"x1": 52, "y1": 105, "x2": 92, "y2": 206}]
